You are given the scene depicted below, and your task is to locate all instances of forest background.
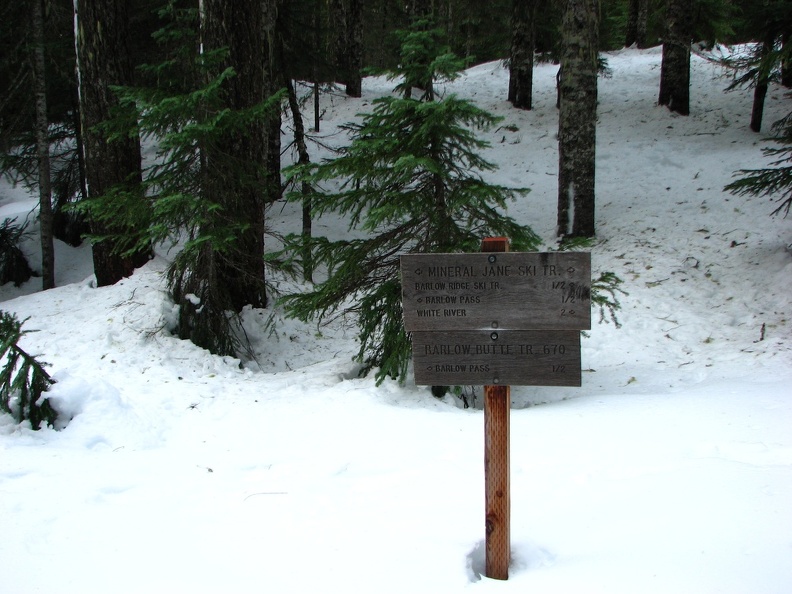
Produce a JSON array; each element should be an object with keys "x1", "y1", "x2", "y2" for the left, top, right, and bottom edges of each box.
[{"x1": 1, "y1": 0, "x2": 791, "y2": 427}]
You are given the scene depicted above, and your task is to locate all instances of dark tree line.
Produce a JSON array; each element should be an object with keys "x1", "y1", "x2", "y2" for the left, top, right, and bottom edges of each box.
[{"x1": 1, "y1": 0, "x2": 789, "y2": 372}]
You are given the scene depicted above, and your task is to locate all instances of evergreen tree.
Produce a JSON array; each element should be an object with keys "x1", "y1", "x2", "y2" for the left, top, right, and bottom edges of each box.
[
  {"x1": 280, "y1": 48, "x2": 540, "y2": 384},
  {"x1": 625, "y1": 0, "x2": 649, "y2": 48},
  {"x1": 722, "y1": 0, "x2": 792, "y2": 132},
  {"x1": 557, "y1": 0, "x2": 599, "y2": 238},
  {"x1": 0, "y1": 219, "x2": 35, "y2": 287},
  {"x1": 74, "y1": 0, "x2": 153, "y2": 286},
  {"x1": 331, "y1": 0, "x2": 364, "y2": 97},
  {"x1": 509, "y1": 0, "x2": 539, "y2": 110},
  {"x1": 381, "y1": 18, "x2": 469, "y2": 101},
  {"x1": 725, "y1": 111, "x2": 792, "y2": 217},
  {"x1": 658, "y1": 0, "x2": 693, "y2": 115},
  {"x1": 88, "y1": 2, "x2": 284, "y2": 357},
  {"x1": 448, "y1": 0, "x2": 512, "y2": 62},
  {"x1": 1, "y1": 0, "x2": 88, "y2": 275},
  {"x1": 0, "y1": 311, "x2": 57, "y2": 430},
  {"x1": 31, "y1": 0, "x2": 55, "y2": 290}
]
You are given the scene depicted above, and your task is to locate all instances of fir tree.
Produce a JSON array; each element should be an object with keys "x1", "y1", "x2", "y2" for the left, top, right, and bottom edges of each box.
[
  {"x1": 0, "y1": 311, "x2": 56, "y2": 430},
  {"x1": 0, "y1": 219, "x2": 35, "y2": 287},
  {"x1": 280, "y1": 59, "x2": 540, "y2": 383},
  {"x1": 725, "y1": 111, "x2": 792, "y2": 217},
  {"x1": 720, "y1": 0, "x2": 792, "y2": 132},
  {"x1": 87, "y1": 2, "x2": 284, "y2": 357},
  {"x1": 380, "y1": 18, "x2": 469, "y2": 101}
]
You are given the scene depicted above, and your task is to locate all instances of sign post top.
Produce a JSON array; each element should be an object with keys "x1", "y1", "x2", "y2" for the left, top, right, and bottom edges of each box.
[{"x1": 400, "y1": 251, "x2": 592, "y2": 332}]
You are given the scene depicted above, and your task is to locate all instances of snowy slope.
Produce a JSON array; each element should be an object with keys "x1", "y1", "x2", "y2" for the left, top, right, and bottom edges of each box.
[{"x1": 1, "y1": 47, "x2": 791, "y2": 594}]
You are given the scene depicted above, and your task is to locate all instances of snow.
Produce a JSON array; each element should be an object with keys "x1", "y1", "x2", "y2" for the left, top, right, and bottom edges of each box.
[{"x1": 1, "y1": 47, "x2": 791, "y2": 593}]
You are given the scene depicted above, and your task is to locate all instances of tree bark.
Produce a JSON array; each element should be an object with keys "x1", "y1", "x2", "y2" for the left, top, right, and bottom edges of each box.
[
  {"x1": 508, "y1": 0, "x2": 537, "y2": 110},
  {"x1": 783, "y1": 32, "x2": 792, "y2": 88},
  {"x1": 263, "y1": 0, "x2": 282, "y2": 206},
  {"x1": 626, "y1": 0, "x2": 648, "y2": 48},
  {"x1": 284, "y1": 74, "x2": 313, "y2": 282},
  {"x1": 410, "y1": 0, "x2": 432, "y2": 19},
  {"x1": 201, "y1": 0, "x2": 270, "y2": 311},
  {"x1": 331, "y1": 0, "x2": 364, "y2": 97},
  {"x1": 557, "y1": 0, "x2": 598, "y2": 239},
  {"x1": 750, "y1": 35, "x2": 774, "y2": 132},
  {"x1": 32, "y1": 0, "x2": 55, "y2": 290},
  {"x1": 636, "y1": 0, "x2": 649, "y2": 48},
  {"x1": 658, "y1": 0, "x2": 691, "y2": 116},
  {"x1": 74, "y1": 0, "x2": 151, "y2": 286}
]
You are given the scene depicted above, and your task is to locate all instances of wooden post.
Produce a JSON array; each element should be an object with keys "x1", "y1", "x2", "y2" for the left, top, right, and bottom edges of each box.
[{"x1": 481, "y1": 237, "x2": 510, "y2": 580}]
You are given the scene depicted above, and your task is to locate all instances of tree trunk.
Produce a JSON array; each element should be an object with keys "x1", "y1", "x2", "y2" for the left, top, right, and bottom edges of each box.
[
  {"x1": 783, "y1": 32, "x2": 792, "y2": 88},
  {"x1": 284, "y1": 74, "x2": 313, "y2": 282},
  {"x1": 410, "y1": 0, "x2": 432, "y2": 19},
  {"x1": 201, "y1": 0, "x2": 270, "y2": 312},
  {"x1": 74, "y1": 0, "x2": 151, "y2": 286},
  {"x1": 557, "y1": 0, "x2": 598, "y2": 239},
  {"x1": 347, "y1": 0, "x2": 363, "y2": 97},
  {"x1": 331, "y1": 0, "x2": 363, "y2": 97},
  {"x1": 32, "y1": 0, "x2": 55, "y2": 290},
  {"x1": 750, "y1": 35, "x2": 774, "y2": 133},
  {"x1": 626, "y1": 0, "x2": 648, "y2": 48},
  {"x1": 626, "y1": 0, "x2": 638, "y2": 47},
  {"x1": 658, "y1": 0, "x2": 691, "y2": 116},
  {"x1": 263, "y1": 0, "x2": 282, "y2": 206},
  {"x1": 313, "y1": 7, "x2": 321, "y2": 131},
  {"x1": 509, "y1": 0, "x2": 537, "y2": 110},
  {"x1": 636, "y1": 0, "x2": 649, "y2": 48}
]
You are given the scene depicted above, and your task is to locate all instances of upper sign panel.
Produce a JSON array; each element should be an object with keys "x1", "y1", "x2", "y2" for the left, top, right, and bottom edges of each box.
[{"x1": 401, "y1": 252, "x2": 591, "y2": 331}]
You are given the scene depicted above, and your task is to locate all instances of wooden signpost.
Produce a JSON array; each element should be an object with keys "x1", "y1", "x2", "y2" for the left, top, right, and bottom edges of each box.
[{"x1": 400, "y1": 239, "x2": 591, "y2": 581}]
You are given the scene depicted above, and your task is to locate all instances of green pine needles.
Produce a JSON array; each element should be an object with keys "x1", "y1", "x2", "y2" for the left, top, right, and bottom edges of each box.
[
  {"x1": 281, "y1": 91, "x2": 540, "y2": 384},
  {"x1": 384, "y1": 19, "x2": 470, "y2": 101},
  {"x1": 0, "y1": 218, "x2": 35, "y2": 287},
  {"x1": 726, "y1": 112, "x2": 792, "y2": 217},
  {"x1": 81, "y1": 2, "x2": 284, "y2": 358},
  {"x1": 0, "y1": 311, "x2": 56, "y2": 429}
]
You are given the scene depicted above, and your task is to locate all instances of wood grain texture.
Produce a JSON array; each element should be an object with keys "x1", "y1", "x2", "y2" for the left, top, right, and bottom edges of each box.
[
  {"x1": 401, "y1": 252, "x2": 591, "y2": 332},
  {"x1": 484, "y1": 384, "x2": 510, "y2": 579},
  {"x1": 411, "y1": 329, "x2": 581, "y2": 386}
]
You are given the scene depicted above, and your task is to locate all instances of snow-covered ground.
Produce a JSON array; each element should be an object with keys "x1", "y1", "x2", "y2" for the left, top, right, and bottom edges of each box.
[{"x1": 1, "y1": 47, "x2": 791, "y2": 593}]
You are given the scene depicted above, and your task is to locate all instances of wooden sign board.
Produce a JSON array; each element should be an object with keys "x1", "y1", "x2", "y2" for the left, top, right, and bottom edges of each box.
[
  {"x1": 401, "y1": 252, "x2": 591, "y2": 332},
  {"x1": 411, "y1": 329, "x2": 581, "y2": 386}
]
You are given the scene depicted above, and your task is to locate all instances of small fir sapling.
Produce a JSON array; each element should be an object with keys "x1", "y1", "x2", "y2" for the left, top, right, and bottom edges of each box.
[
  {"x1": 0, "y1": 311, "x2": 57, "y2": 429},
  {"x1": 279, "y1": 20, "x2": 541, "y2": 385}
]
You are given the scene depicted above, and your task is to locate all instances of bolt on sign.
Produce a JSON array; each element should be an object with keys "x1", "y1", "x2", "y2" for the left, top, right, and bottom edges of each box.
[{"x1": 401, "y1": 252, "x2": 591, "y2": 386}]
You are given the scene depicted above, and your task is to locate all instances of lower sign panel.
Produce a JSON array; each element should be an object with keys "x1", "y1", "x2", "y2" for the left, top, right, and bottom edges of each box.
[{"x1": 411, "y1": 330, "x2": 581, "y2": 387}]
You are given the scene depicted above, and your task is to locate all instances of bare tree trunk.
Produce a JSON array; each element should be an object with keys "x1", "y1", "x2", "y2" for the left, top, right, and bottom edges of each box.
[
  {"x1": 284, "y1": 74, "x2": 313, "y2": 281},
  {"x1": 32, "y1": 0, "x2": 55, "y2": 289},
  {"x1": 313, "y1": 7, "x2": 321, "y2": 131},
  {"x1": 750, "y1": 35, "x2": 774, "y2": 133},
  {"x1": 345, "y1": 0, "x2": 363, "y2": 97},
  {"x1": 410, "y1": 0, "x2": 432, "y2": 19},
  {"x1": 331, "y1": 0, "x2": 364, "y2": 97},
  {"x1": 636, "y1": 0, "x2": 649, "y2": 48},
  {"x1": 509, "y1": 0, "x2": 537, "y2": 110},
  {"x1": 658, "y1": 0, "x2": 691, "y2": 116},
  {"x1": 557, "y1": 0, "x2": 598, "y2": 239},
  {"x1": 626, "y1": 0, "x2": 638, "y2": 47},
  {"x1": 263, "y1": 0, "x2": 282, "y2": 206},
  {"x1": 74, "y1": 0, "x2": 151, "y2": 286},
  {"x1": 783, "y1": 32, "x2": 792, "y2": 88},
  {"x1": 626, "y1": 0, "x2": 648, "y2": 48}
]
